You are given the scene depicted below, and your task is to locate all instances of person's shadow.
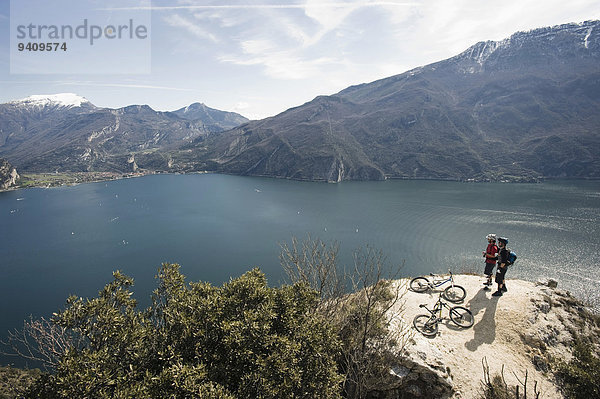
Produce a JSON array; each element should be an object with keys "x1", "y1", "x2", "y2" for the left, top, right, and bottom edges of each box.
[{"x1": 465, "y1": 287, "x2": 498, "y2": 352}]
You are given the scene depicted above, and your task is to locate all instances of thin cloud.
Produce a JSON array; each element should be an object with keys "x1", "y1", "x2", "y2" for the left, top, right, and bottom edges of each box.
[
  {"x1": 212, "y1": 1, "x2": 409, "y2": 80},
  {"x1": 164, "y1": 14, "x2": 219, "y2": 42},
  {"x1": 143, "y1": 1, "x2": 419, "y2": 83},
  {"x1": 219, "y1": 48, "x2": 346, "y2": 80},
  {"x1": 55, "y1": 81, "x2": 195, "y2": 92},
  {"x1": 98, "y1": 2, "x2": 419, "y2": 11}
]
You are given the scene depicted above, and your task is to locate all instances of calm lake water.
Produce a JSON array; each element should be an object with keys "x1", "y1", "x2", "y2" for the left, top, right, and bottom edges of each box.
[{"x1": 1, "y1": 174, "x2": 598, "y2": 366}]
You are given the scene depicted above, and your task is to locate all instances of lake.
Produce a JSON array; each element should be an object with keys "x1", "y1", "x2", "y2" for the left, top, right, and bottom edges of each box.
[{"x1": 1, "y1": 174, "x2": 598, "y2": 366}]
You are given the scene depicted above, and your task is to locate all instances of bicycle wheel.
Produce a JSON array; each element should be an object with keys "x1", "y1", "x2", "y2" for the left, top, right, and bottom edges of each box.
[
  {"x1": 443, "y1": 285, "x2": 466, "y2": 303},
  {"x1": 410, "y1": 277, "x2": 430, "y2": 292},
  {"x1": 449, "y1": 306, "x2": 474, "y2": 328},
  {"x1": 413, "y1": 314, "x2": 439, "y2": 336}
]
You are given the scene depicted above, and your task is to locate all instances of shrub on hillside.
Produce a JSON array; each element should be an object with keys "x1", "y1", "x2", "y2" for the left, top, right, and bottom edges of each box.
[
  {"x1": 21, "y1": 264, "x2": 342, "y2": 398},
  {"x1": 0, "y1": 367, "x2": 43, "y2": 399},
  {"x1": 555, "y1": 339, "x2": 600, "y2": 399}
]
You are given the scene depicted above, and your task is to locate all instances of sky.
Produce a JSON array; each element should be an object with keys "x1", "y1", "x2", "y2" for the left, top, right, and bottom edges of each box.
[{"x1": 1, "y1": 0, "x2": 599, "y2": 120}]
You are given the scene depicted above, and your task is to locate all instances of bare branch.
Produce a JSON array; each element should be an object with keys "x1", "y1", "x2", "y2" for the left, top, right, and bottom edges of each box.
[
  {"x1": 281, "y1": 237, "x2": 410, "y2": 399},
  {"x1": 1, "y1": 316, "x2": 84, "y2": 371}
]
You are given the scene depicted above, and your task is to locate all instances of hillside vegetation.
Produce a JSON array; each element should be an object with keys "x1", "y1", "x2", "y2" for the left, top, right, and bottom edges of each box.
[{"x1": 3, "y1": 240, "x2": 599, "y2": 398}]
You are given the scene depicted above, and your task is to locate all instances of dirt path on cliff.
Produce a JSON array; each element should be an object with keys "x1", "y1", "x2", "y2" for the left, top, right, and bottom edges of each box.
[{"x1": 394, "y1": 274, "x2": 563, "y2": 399}]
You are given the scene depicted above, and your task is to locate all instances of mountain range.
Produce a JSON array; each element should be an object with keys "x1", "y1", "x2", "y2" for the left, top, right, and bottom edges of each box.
[
  {"x1": 1, "y1": 20, "x2": 599, "y2": 181},
  {"x1": 0, "y1": 94, "x2": 248, "y2": 173},
  {"x1": 173, "y1": 20, "x2": 600, "y2": 182}
]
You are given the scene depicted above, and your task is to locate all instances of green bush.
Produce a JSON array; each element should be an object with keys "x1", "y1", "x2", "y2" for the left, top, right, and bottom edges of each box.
[
  {"x1": 24, "y1": 264, "x2": 342, "y2": 398},
  {"x1": 0, "y1": 367, "x2": 44, "y2": 399},
  {"x1": 555, "y1": 340, "x2": 600, "y2": 399}
]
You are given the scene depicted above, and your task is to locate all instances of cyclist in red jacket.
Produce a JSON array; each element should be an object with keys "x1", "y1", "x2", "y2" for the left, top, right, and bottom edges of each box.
[{"x1": 483, "y1": 233, "x2": 498, "y2": 290}]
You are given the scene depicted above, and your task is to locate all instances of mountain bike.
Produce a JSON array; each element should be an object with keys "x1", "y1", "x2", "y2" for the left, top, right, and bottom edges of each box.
[
  {"x1": 409, "y1": 271, "x2": 466, "y2": 303},
  {"x1": 413, "y1": 294, "x2": 474, "y2": 337}
]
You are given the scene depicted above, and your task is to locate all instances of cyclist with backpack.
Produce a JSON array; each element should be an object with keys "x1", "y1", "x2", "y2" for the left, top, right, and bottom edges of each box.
[
  {"x1": 483, "y1": 234, "x2": 498, "y2": 290},
  {"x1": 493, "y1": 237, "x2": 510, "y2": 297}
]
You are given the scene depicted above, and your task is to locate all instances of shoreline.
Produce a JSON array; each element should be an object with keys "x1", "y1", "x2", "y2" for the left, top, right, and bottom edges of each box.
[
  {"x1": 4, "y1": 170, "x2": 599, "y2": 193},
  {"x1": 1, "y1": 170, "x2": 177, "y2": 192}
]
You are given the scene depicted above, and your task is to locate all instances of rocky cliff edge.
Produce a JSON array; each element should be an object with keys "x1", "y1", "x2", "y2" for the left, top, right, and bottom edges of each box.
[{"x1": 380, "y1": 274, "x2": 598, "y2": 398}]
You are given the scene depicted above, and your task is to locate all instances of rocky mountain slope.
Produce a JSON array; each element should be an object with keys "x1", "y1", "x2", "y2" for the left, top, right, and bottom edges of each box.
[
  {"x1": 177, "y1": 21, "x2": 600, "y2": 182},
  {"x1": 382, "y1": 275, "x2": 599, "y2": 398},
  {"x1": 0, "y1": 94, "x2": 248, "y2": 173},
  {"x1": 0, "y1": 158, "x2": 19, "y2": 190},
  {"x1": 173, "y1": 102, "x2": 249, "y2": 130}
]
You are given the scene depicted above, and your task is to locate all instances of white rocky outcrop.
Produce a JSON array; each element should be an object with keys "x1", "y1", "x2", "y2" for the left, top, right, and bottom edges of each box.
[
  {"x1": 0, "y1": 159, "x2": 19, "y2": 190},
  {"x1": 127, "y1": 154, "x2": 139, "y2": 172}
]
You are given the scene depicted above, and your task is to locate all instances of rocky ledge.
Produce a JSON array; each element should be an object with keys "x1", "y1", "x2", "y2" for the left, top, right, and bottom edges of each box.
[{"x1": 377, "y1": 275, "x2": 598, "y2": 399}]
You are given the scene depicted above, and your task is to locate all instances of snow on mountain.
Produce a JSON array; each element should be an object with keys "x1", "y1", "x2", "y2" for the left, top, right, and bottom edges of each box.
[
  {"x1": 8, "y1": 93, "x2": 92, "y2": 108},
  {"x1": 451, "y1": 20, "x2": 599, "y2": 71}
]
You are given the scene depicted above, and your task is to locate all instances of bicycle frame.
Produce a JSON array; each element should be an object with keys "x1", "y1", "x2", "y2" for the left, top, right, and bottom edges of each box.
[
  {"x1": 428, "y1": 271, "x2": 455, "y2": 288},
  {"x1": 422, "y1": 296, "x2": 452, "y2": 319}
]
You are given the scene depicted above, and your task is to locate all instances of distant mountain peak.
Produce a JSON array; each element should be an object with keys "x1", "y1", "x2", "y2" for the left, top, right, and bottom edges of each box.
[
  {"x1": 173, "y1": 102, "x2": 249, "y2": 129},
  {"x1": 9, "y1": 93, "x2": 92, "y2": 108},
  {"x1": 184, "y1": 102, "x2": 206, "y2": 109},
  {"x1": 455, "y1": 20, "x2": 599, "y2": 66},
  {"x1": 438, "y1": 20, "x2": 600, "y2": 76}
]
